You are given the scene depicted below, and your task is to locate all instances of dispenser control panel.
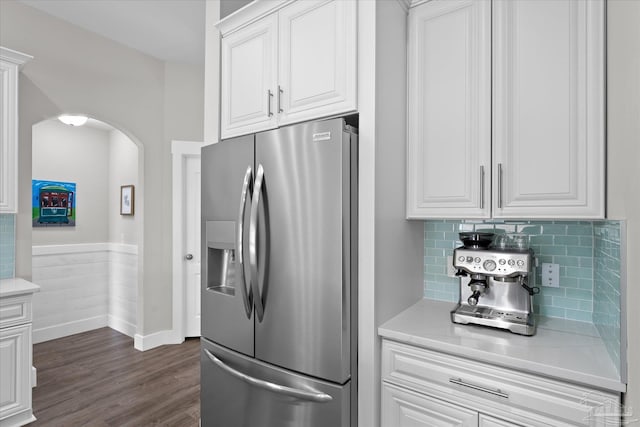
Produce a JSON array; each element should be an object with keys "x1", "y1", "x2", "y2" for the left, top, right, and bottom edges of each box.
[{"x1": 453, "y1": 248, "x2": 532, "y2": 277}]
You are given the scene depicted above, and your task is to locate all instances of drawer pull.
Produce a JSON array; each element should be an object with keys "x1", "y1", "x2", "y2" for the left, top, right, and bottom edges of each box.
[{"x1": 449, "y1": 377, "x2": 509, "y2": 399}]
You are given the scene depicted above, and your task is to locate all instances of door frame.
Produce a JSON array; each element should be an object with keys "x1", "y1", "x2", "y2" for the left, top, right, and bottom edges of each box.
[{"x1": 171, "y1": 140, "x2": 205, "y2": 342}]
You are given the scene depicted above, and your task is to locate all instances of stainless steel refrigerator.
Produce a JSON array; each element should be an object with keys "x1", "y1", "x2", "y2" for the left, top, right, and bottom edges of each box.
[{"x1": 200, "y1": 118, "x2": 357, "y2": 427}]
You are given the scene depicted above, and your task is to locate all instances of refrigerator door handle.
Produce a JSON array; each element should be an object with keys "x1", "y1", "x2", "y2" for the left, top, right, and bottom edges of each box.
[
  {"x1": 204, "y1": 349, "x2": 333, "y2": 403},
  {"x1": 236, "y1": 166, "x2": 254, "y2": 318},
  {"x1": 249, "y1": 164, "x2": 266, "y2": 322}
]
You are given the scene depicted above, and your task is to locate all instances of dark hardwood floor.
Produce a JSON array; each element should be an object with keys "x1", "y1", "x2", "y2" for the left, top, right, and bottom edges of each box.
[{"x1": 31, "y1": 327, "x2": 200, "y2": 427}]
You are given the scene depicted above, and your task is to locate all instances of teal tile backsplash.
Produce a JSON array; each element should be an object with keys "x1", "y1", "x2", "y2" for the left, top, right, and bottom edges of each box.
[
  {"x1": 0, "y1": 214, "x2": 16, "y2": 279},
  {"x1": 593, "y1": 221, "x2": 624, "y2": 378},
  {"x1": 424, "y1": 220, "x2": 623, "y2": 326}
]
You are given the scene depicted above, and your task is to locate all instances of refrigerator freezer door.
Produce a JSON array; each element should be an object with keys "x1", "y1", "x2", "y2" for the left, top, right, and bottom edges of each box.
[
  {"x1": 201, "y1": 338, "x2": 350, "y2": 427},
  {"x1": 253, "y1": 118, "x2": 353, "y2": 383},
  {"x1": 201, "y1": 136, "x2": 255, "y2": 357}
]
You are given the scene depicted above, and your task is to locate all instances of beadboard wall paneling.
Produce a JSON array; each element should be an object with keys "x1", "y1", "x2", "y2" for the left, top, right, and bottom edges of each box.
[
  {"x1": 109, "y1": 244, "x2": 138, "y2": 337},
  {"x1": 31, "y1": 243, "x2": 137, "y2": 343}
]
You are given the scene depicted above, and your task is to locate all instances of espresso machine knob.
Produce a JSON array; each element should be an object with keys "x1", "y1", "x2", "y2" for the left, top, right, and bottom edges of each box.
[{"x1": 483, "y1": 259, "x2": 497, "y2": 272}]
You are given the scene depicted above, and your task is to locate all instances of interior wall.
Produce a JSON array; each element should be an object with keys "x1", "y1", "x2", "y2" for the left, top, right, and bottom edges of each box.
[
  {"x1": 108, "y1": 128, "x2": 138, "y2": 245},
  {"x1": 220, "y1": 0, "x2": 252, "y2": 19},
  {"x1": 32, "y1": 120, "x2": 109, "y2": 245},
  {"x1": 607, "y1": 0, "x2": 640, "y2": 415},
  {"x1": 0, "y1": 0, "x2": 204, "y2": 338}
]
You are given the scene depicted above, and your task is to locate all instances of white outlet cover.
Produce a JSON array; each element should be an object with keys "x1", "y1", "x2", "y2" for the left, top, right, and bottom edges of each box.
[{"x1": 542, "y1": 262, "x2": 560, "y2": 288}]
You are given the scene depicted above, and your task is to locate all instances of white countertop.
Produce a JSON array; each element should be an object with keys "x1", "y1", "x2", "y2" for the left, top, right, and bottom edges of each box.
[
  {"x1": 0, "y1": 277, "x2": 40, "y2": 298},
  {"x1": 378, "y1": 298, "x2": 625, "y2": 393}
]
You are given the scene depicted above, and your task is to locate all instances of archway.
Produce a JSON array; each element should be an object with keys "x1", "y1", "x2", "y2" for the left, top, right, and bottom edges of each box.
[{"x1": 30, "y1": 115, "x2": 144, "y2": 345}]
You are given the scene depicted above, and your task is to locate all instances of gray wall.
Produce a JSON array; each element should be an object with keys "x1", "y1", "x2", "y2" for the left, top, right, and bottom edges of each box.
[
  {"x1": 220, "y1": 0, "x2": 252, "y2": 19},
  {"x1": 32, "y1": 120, "x2": 110, "y2": 245},
  {"x1": 607, "y1": 0, "x2": 640, "y2": 416},
  {"x1": 0, "y1": 0, "x2": 204, "y2": 337},
  {"x1": 109, "y1": 128, "x2": 139, "y2": 245}
]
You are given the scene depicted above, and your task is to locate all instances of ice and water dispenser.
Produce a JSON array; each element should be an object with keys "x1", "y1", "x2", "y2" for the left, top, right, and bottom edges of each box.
[{"x1": 205, "y1": 221, "x2": 237, "y2": 296}]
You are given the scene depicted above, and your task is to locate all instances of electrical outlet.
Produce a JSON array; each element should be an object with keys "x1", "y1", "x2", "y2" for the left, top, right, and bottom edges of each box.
[
  {"x1": 542, "y1": 263, "x2": 560, "y2": 287},
  {"x1": 447, "y1": 256, "x2": 457, "y2": 278}
]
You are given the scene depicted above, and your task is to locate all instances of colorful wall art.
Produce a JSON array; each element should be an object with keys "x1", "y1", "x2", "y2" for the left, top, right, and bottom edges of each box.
[{"x1": 32, "y1": 180, "x2": 77, "y2": 227}]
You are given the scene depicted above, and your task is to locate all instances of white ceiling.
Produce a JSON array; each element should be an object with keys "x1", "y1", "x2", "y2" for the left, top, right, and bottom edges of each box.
[{"x1": 18, "y1": 0, "x2": 206, "y2": 64}]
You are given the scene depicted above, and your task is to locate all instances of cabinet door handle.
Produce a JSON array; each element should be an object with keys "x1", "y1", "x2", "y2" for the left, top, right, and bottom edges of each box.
[
  {"x1": 449, "y1": 377, "x2": 509, "y2": 399},
  {"x1": 267, "y1": 90, "x2": 274, "y2": 117},
  {"x1": 277, "y1": 85, "x2": 283, "y2": 113},
  {"x1": 480, "y1": 165, "x2": 485, "y2": 210},
  {"x1": 498, "y1": 163, "x2": 504, "y2": 209}
]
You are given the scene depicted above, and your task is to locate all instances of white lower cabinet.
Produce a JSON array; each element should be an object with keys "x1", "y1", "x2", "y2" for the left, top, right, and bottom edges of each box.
[
  {"x1": 479, "y1": 414, "x2": 523, "y2": 427},
  {"x1": 0, "y1": 281, "x2": 38, "y2": 427},
  {"x1": 383, "y1": 382, "x2": 478, "y2": 426},
  {"x1": 381, "y1": 340, "x2": 621, "y2": 427},
  {"x1": 0, "y1": 325, "x2": 32, "y2": 426}
]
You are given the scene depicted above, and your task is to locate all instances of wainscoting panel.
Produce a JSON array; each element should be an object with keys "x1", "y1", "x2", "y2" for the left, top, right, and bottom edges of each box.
[
  {"x1": 109, "y1": 244, "x2": 138, "y2": 337},
  {"x1": 32, "y1": 243, "x2": 137, "y2": 343}
]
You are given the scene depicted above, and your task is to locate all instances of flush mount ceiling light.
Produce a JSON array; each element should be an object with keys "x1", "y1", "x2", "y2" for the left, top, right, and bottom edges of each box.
[{"x1": 58, "y1": 114, "x2": 88, "y2": 127}]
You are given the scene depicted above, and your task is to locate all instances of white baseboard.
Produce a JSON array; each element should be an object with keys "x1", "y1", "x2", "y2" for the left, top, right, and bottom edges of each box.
[
  {"x1": 134, "y1": 329, "x2": 184, "y2": 352},
  {"x1": 108, "y1": 315, "x2": 136, "y2": 338},
  {"x1": 32, "y1": 315, "x2": 108, "y2": 344}
]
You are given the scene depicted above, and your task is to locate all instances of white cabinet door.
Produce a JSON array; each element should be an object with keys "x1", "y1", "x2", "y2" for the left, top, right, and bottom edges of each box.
[
  {"x1": 220, "y1": 14, "x2": 278, "y2": 139},
  {"x1": 219, "y1": 0, "x2": 357, "y2": 139},
  {"x1": 479, "y1": 414, "x2": 522, "y2": 427},
  {"x1": 492, "y1": 0, "x2": 605, "y2": 219},
  {"x1": 0, "y1": 48, "x2": 31, "y2": 214},
  {"x1": 382, "y1": 382, "x2": 478, "y2": 427},
  {"x1": 406, "y1": 0, "x2": 491, "y2": 219},
  {"x1": 277, "y1": 0, "x2": 357, "y2": 126},
  {"x1": 0, "y1": 324, "x2": 32, "y2": 422}
]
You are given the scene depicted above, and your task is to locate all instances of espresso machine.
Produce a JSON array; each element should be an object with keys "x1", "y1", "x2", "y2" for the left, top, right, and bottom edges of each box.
[{"x1": 450, "y1": 232, "x2": 539, "y2": 336}]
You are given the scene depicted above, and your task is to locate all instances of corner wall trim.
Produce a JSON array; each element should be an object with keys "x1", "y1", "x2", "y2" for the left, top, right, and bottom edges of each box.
[
  {"x1": 134, "y1": 330, "x2": 183, "y2": 352},
  {"x1": 108, "y1": 315, "x2": 136, "y2": 338}
]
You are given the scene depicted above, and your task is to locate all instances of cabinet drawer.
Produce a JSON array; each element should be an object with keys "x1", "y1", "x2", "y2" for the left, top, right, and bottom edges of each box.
[
  {"x1": 382, "y1": 340, "x2": 620, "y2": 426},
  {"x1": 382, "y1": 382, "x2": 478, "y2": 427},
  {"x1": 0, "y1": 294, "x2": 32, "y2": 328}
]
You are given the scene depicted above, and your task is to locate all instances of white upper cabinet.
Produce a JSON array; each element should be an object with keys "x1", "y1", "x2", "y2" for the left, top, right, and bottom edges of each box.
[
  {"x1": 407, "y1": 0, "x2": 491, "y2": 219},
  {"x1": 492, "y1": 0, "x2": 605, "y2": 219},
  {"x1": 218, "y1": 0, "x2": 357, "y2": 139},
  {"x1": 277, "y1": 0, "x2": 356, "y2": 126},
  {"x1": 407, "y1": 0, "x2": 605, "y2": 219},
  {"x1": 220, "y1": 14, "x2": 278, "y2": 139},
  {"x1": 0, "y1": 47, "x2": 32, "y2": 214}
]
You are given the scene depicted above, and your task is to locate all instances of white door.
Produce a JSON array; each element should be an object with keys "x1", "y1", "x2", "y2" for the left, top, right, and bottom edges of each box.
[
  {"x1": 492, "y1": 0, "x2": 605, "y2": 219},
  {"x1": 277, "y1": 0, "x2": 357, "y2": 126},
  {"x1": 220, "y1": 13, "x2": 278, "y2": 139},
  {"x1": 406, "y1": 0, "x2": 491, "y2": 219},
  {"x1": 184, "y1": 156, "x2": 201, "y2": 337}
]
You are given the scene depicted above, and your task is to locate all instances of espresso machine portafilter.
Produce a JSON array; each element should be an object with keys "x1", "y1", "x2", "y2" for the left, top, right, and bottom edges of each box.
[{"x1": 450, "y1": 233, "x2": 539, "y2": 336}]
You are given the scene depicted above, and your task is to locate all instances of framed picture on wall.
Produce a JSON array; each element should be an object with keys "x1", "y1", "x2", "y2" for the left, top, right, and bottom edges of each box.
[
  {"x1": 32, "y1": 179, "x2": 77, "y2": 227},
  {"x1": 120, "y1": 185, "x2": 135, "y2": 216}
]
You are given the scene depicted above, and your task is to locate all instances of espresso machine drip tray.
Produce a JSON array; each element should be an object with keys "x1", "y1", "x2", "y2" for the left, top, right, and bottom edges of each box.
[{"x1": 451, "y1": 304, "x2": 536, "y2": 336}]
